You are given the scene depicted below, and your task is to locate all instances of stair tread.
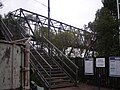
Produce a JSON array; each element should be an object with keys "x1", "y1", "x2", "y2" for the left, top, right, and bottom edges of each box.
[
  {"x1": 51, "y1": 73, "x2": 66, "y2": 76},
  {"x1": 30, "y1": 48, "x2": 74, "y2": 89},
  {"x1": 51, "y1": 79, "x2": 71, "y2": 83},
  {"x1": 43, "y1": 65, "x2": 58, "y2": 68},
  {"x1": 41, "y1": 71, "x2": 63, "y2": 74},
  {"x1": 46, "y1": 76, "x2": 69, "y2": 80}
]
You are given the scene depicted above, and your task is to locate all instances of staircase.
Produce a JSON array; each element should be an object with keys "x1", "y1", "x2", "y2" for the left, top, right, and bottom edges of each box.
[
  {"x1": 0, "y1": 9, "x2": 79, "y2": 90},
  {"x1": 31, "y1": 48, "x2": 74, "y2": 89}
]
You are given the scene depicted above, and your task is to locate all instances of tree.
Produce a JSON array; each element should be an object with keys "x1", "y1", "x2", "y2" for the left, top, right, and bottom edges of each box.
[
  {"x1": 34, "y1": 27, "x2": 79, "y2": 56},
  {"x1": 102, "y1": 0, "x2": 117, "y2": 16},
  {"x1": 51, "y1": 31, "x2": 74, "y2": 54},
  {"x1": 89, "y1": 5, "x2": 119, "y2": 57},
  {"x1": 0, "y1": 13, "x2": 30, "y2": 41}
]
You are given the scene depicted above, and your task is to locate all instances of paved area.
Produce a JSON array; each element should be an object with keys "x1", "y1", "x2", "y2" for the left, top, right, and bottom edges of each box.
[{"x1": 53, "y1": 83, "x2": 115, "y2": 90}]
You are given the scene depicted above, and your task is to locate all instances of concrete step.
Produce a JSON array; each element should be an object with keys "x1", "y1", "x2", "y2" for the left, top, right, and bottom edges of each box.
[{"x1": 46, "y1": 76, "x2": 69, "y2": 80}]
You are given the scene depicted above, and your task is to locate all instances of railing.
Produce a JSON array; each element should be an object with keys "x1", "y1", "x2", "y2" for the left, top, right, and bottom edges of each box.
[
  {"x1": 9, "y1": 13, "x2": 79, "y2": 86},
  {"x1": 42, "y1": 43, "x2": 75, "y2": 82},
  {"x1": 0, "y1": 18, "x2": 13, "y2": 41},
  {"x1": 25, "y1": 40, "x2": 52, "y2": 88},
  {"x1": 30, "y1": 56, "x2": 49, "y2": 87},
  {"x1": 12, "y1": 13, "x2": 79, "y2": 84},
  {"x1": 30, "y1": 59, "x2": 50, "y2": 88},
  {"x1": 29, "y1": 42, "x2": 53, "y2": 89},
  {"x1": 42, "y1": 36, "x2": 79, "y2": 84},
  {"x1": 2, "y1": 16, "x2": 53, "y2": 89}
]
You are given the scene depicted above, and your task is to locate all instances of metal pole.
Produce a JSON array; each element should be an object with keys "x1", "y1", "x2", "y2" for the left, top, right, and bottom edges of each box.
[
  {"x1": 117, "y1": 0, "x2": 120, "y2": 55},
  {"x1": 98, "y1": 68, "x2": 100, "y2": 90},
  {"x1": 117, "y1": 0, "x2": 120, "y2": 19},
  {"x1": 48, "y1": 0, "x2": 50, "y2": 54},
  {"x1": 75, "y1": 68, "x2": 78, "y2": 86}
]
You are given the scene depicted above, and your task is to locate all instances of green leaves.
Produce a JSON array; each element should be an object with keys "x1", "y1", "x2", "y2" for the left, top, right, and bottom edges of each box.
[
  {"x1": 89, "y1": 1, "x2": 119, "y2": 57},
  {"x1": 51, "y1": 31, "x2": 74, "y2": 52}
]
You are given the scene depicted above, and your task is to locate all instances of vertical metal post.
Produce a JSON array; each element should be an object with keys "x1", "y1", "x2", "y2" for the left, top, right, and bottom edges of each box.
[
  {"x1": 98, "y1": 68, "x2": 100, "y2": 90},
  {"x1": 48, "y1": 0, "x2": 51, "y2": 54},
  {"x1": 11, "y1": 44, "x2": 15, "y2": 89},
  {"x1": 21, "y1": 46, "x2": 24, "y2": 90},
  {"x1": 49, "y1": 69, "x2": 51, "y2": 90},
  {"x1": 75, "y1": 68, "x2": 78, "y2": 86},
  {"x1": 117, "y1": 0, "x2": 120, "y2": 19},
  {"x1": 24, "y1": 44, "x2": 30, "y2": 90},
  {"x1": 117, "y1": 0, "x2": 120, "y2": 55}
]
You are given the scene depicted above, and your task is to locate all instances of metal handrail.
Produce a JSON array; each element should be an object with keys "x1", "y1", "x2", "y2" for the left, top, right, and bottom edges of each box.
[
  {"x1": 29, "y1": 42, "x2": 53, "y2": 69},
  {"x1": 0, "y1": 18, "x2": 13, "y2": 38},
  {"x1": 30, "y1": 59, "x2": 49, "y2": 87},
  {"x1": 30, "y1": 52, "x2": 50, "y2": 77},
  {"x1": 43, "y1": 43, "x2": 76, "y2": 75},
  {"x1": 2, "y1": 16, "x2": 52, "y2": 70},
  {"x1": 42, "y1": 36, "x2": 79, "y2": 84},
  {"x1": 43, "y1": 36, "x2": 79, "y2": 69},
  {"x1": 51, "y1": 56, "x2": 75, "y2": 81},
  {"x1": 2, "y1": 16, "x2": 53, "y2": 89},
  {"x1": 9, "y1": 12, "x2": 77, "y2": 70},
  {"x1": 10, "y1": 16, "x2": 53, "y2": 70},
  {"x1": 42, "y1": 44, "x2": 76, "y2": 83},
  {"x1": 0, "y1": 18, "x2": 12, "y2": 41}
]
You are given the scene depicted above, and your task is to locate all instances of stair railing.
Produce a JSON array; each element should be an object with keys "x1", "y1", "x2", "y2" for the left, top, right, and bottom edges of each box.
[
  {"x1": 4, "y1": 16, "x2": 53, "y2": 89},
  {"x1": 18, "y1": 25, "x2": 53, "y2": 89},
  {"x1": 42, "y1": 36, "x2": 79, "y2": 85},
  {"x1": 9, "y1": 13, "x2": 78, "y2": 86},
  {"x1": 29, "y1": 42, "x2": 53, "y2": 89},
  {"x1": 30, "y1": 51, "x2": 51, "y2": 78},
  {"x1": 30, "y1": 59, "x2": 49, "y2": 87},
  {"x1": 0, "y1": 18, "x2": 13, "y2": 41},
  {"x1": 42, "y1": 43, "x2": 76, "y2": 83}
]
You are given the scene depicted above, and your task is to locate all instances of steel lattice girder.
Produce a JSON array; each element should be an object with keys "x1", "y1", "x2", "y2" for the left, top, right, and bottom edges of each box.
[{"x1": 9, "y1": 8, "x2": 95, "y2": 56}]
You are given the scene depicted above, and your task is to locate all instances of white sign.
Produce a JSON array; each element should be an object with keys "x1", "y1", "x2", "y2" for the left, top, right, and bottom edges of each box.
[
  {"x1": 96, "y1": 58, "x2": 105, "y2": 67},
  {"x1": 109, "y1": 57, "x2": 120, "y2": 77},
  {"x1": 84, "y1": 58, "x2": 94, "y2": 75}
]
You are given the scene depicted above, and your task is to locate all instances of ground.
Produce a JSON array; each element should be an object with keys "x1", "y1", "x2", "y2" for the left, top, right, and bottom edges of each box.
[{"x1": 53, "y1": 83, "x2": 115, "y2": 90}]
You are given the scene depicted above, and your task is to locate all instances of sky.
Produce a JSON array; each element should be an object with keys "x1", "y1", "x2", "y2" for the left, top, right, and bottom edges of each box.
[{"x1": 0, "y1": 0, "x2": 103, "y2": 28}]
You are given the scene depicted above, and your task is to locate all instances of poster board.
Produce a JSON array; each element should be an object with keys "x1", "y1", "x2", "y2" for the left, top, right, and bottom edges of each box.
[
  {"x1": 84, "y1": 58, "x2": 94, "y2": 75},
  {"x1": 96, "y1": 58, "x2": 105, "y2": 67},
  {"x1": 109, "y1": 57, "x2": 120, "y2": 77}
]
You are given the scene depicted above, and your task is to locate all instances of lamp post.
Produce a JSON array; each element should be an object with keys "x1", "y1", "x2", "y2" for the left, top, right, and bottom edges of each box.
[
  {"x1": 48, "y1": 0, "x2": 50, "y2": 40},
  {"x1": 117, "y1": 0, "x2": 120, "y2": 19},
  {"x1": 48, "y1": 0, "x2": 50, "y2": 54}
]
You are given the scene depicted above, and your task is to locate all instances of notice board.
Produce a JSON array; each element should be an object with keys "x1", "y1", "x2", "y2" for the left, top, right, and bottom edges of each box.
[
  {"x1": 109, "y1": 57, "x2": 120, "y2": 77},
  {"x1": 84, "y1": 58, "x2": 94, "y2": 75},
  {"x1": 96, "y1": 58, "x2": 105, "y2": 67}
]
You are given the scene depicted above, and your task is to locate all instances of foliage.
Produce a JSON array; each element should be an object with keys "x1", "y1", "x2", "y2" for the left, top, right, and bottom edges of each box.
[
  {"x1": 88, "y1": 0, "x2": 119, "y2": 57},
  {"x1": 34, "y1": 24, "x2": 95, "y2": 57},
  {"x1": 34, "y1": 27, "x2": 75, "y2": 54},
  {"x1": 51, "y1": 31, "x2": 74, "y2": 53},
  {"x1": 102, "y1": 0, "x2": 117, "y2": 16},
  {"x1": 0, "y1": 14, "x2": 29, "y2": 40},
  {"x1": 34, "y1": 26, "x2": 55, "y2": 42}
]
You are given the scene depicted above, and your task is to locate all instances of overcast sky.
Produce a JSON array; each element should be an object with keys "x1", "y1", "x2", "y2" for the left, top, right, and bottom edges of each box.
[{"x1": 0, "y1": 0, "x2": 103, "y2": 28}]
